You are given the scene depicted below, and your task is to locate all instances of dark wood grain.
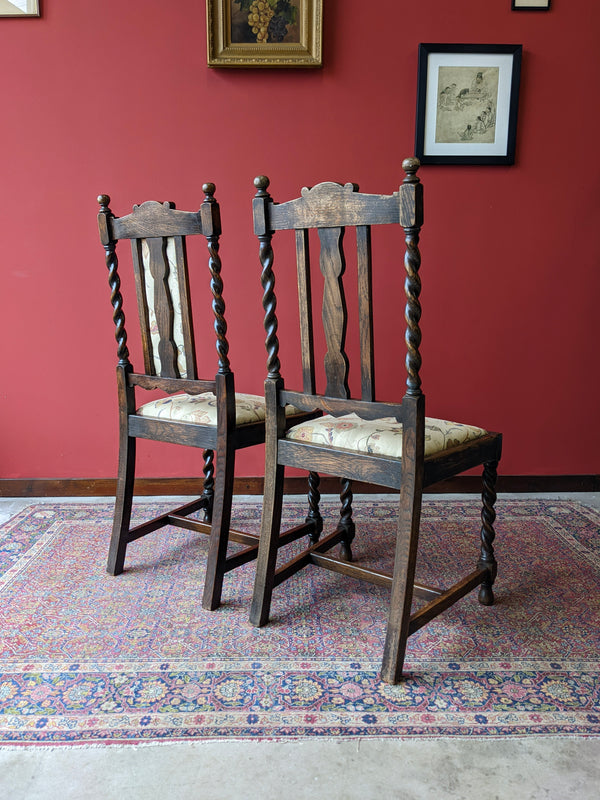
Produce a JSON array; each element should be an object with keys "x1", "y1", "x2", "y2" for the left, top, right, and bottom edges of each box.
[
  {"x1": 248, "y1": 159, "x2": 504, "y2": 684},
  {"x1": 318, "y1": 225, "x2": 350, "y2": 398},
  {"x1": 97, "y1": 185, "x2": 309, "y2": 613},
  {"x1": 295, "y1": 228, "x2": 316, "y2": 394},
  {"x1": 356, "y1": 225, "x2": 375, "y2": 401}
]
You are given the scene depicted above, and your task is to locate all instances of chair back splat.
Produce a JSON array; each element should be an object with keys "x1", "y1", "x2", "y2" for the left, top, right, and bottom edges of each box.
[
  {"x1": 97, "y1": 185, "x2": 309, "y2": 611},
  {"x1": 249, "y1": 160, "x2": 503, "y2": 684}
]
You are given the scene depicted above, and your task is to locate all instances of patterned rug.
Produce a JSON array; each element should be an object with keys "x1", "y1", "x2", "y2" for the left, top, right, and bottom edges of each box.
[{"x1": 0, "y1": 497, "x2": 598, "y2": 745}]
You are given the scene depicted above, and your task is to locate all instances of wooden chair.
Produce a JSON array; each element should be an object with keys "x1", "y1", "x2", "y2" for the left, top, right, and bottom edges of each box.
[
  {"x1": 97, "y1": 184, "x2": 307, "y2": 610},
  {"x1": 248, "y1": 159, "x2": 503, "y2": 684}
]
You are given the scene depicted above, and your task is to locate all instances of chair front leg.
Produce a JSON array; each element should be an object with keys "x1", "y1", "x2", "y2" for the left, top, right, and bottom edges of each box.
[{"x1": 477, "y1": 459, "x2": 498, "y2": 606}]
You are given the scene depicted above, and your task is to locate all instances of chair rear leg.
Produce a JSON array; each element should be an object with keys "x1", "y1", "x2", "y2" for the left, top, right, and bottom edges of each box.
[
  {"x1": 107, "y1": 434, "x2": 136, "y2": 576},
  {"x1": 250, "y1": 462, "x2": 285, "y2": 627},
  {"x1": 201, "y1": 449, "x2": 215, "y2": 523},
  {"x1": 202, "y1": 449, "x2": 235, "y2": 611},
  {"x1": 338, "y1": 477, "x2": 355, "y2": 562},
  {"x1": 305, "y1": 470, "x2": 323, "y2": 544},
  {"x1": 477, "y1": 459, "x2": 499, "y2": 606}
]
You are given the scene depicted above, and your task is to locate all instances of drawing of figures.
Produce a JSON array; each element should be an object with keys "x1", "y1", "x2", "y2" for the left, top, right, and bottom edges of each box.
[
  {"x1": 470, "y1": 71, "x2": 491, "y2": 101},
  {"x1": 473, "y1": 115, "x2": 486, "y2": 134},
  {"x1": 438, "y1": 83, "x2": 457, "y2": 109},
  {"x1": 438, "y1": 87, "x2": 451, "y2": 108},
  {"x1": 435, "y1": 65, "x2": 499, "y2": 144},
  {"x1": 455, "y1": 88, "x2": 470, "y2": 110}
]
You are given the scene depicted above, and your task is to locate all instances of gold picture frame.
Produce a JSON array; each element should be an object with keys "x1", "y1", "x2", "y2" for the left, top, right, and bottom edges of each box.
[
  {"x1": 0, "y1": 0, "x2": 39, "y2": 16},
  {"x1": 207, "y1": 0, "x2": 322, "y2": 68}
]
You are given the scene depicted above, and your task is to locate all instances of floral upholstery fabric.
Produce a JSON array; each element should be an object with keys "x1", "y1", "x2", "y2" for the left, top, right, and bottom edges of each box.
[
  {"x1": 141, "y1": 237, "x2": 188, "y2": 378},
  {"x1": 285, "y1": 413, "x2": 488, "y2": 459},
  {"x1": 137, "y1": 392, "x2": 299, "y2": 427}
]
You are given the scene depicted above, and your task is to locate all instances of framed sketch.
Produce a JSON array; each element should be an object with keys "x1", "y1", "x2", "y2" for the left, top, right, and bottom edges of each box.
[
  {"x1": 0, "y1": 0, "x2": 39, "y2": 15},
  {"x1": 415, "y1": 43, "x2": 523, "y2": 166},
  {"x1": 512, "y1": 0, "x2": 550, "y2": 9},
  {"x1": 207, "y1": 0, "x2": 322, "y2": 68}
]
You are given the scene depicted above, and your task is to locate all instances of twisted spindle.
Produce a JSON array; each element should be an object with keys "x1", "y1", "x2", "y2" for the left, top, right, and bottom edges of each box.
[
  {"x1": 338, "y1": 477, "x2": 355, "y2": 561},
  {"x1": 404, "y1": 234, "x2": 422, "y2": 395},
  {"x1": 254, "y1": 176, "x2": 281, "y2": 379},
  {"x1": 478, "y1": 460, "x2": 498, "y2": 605},
  {"x1": 98, "y1": 195, "x2": 130, "y2": 367},
  {"x1": 203, "y1": 183, "x2": 230, "y2": 375},
  {"x1": 401, "y1": 159, "x2": 423, "y2": 396},
  {"x1": 306, "y1": 471, "x2": 323, "y2": 543},
  {"x1": 201, "y1": 448, "x2": 215, "y2": 522}
]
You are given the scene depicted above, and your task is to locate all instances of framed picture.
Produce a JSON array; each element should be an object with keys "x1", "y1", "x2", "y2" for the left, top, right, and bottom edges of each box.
[
  {"x1": 415, "y1": 43, "x2": 523, "y2": 166},
  {"x1": 512, "y1": 0, "x2": 550, "y2": 9},
  {"x1": 207, "y1": 0, "x2": 322, "y2": 68},
  {"x1": 0, "y1": 0, "x2": 39, "y2": 15}
]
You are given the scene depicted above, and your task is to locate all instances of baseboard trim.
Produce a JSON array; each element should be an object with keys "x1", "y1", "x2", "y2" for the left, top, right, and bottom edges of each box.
[{"x1": 1, "y1": 475, "x2": 599, "y2": 498}]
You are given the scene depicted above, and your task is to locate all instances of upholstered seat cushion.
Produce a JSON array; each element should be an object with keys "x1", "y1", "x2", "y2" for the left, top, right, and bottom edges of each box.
[
  {"x1": 285, "y1": 413, "x2": 488, "y2": 459},
  {"x1": 137, "y1": 392, "x2": 299, "y2": 427}
]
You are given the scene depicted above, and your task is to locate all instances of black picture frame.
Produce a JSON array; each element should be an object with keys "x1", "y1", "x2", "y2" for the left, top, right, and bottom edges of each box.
[
  {"x1": 415, "y1": 43, "x2": 523, "y2": 166},
  {"x1": 512, "y1": 0, "x2": 551, "y2": 9}
]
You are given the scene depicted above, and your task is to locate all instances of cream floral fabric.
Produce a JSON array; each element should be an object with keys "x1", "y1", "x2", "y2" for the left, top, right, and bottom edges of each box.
[
  {"x1": 137, "y1": 392, "x2": 300, "y2": 427},
  {"x1": 142, "y1": 237, "x2": 188, "y2": 378},
  {"x1": 285, "y1": 413, "x2": 488, "y2": 458}
]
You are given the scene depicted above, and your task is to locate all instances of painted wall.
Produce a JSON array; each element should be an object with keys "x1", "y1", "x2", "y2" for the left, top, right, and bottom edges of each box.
[{"x1": 1, "y1": 0, "x2": 599, "y2": 481}]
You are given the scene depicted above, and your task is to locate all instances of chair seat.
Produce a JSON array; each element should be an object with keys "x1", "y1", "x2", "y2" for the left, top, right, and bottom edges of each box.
[
  {"x1": 285, "y1": 413, "x2": 488, "y2": 458},
  {"x1": 137, "y1": 392, "x2": 299, "y2": 427}
]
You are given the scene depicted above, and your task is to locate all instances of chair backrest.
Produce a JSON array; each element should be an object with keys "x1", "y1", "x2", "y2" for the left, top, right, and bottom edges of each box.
[
  {"x1": 252, "y1": 159, "x2": 424, "y2": 420},
  {"x1": 97, "y1": 184, "x2": 229, "y2": 385}
]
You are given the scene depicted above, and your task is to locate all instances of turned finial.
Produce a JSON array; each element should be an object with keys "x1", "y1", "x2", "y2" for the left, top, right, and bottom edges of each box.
[
  {"x1": 98, "y1": 194, "x2": 110, "y2": 209},
  {"x1": 202, "y1": 182, "x2": 216, "y2": 199},
  {"x1": 402, "y1": 158, "x2": 420, "y2": 182},
  {"x1": 254, "y1": 175, "x2": 270, "y2": 194}
]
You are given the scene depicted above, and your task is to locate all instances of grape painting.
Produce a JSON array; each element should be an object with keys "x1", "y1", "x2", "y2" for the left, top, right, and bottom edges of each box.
[{"x1": 230, "y1": 0, "x2": 300, "y2": 44}]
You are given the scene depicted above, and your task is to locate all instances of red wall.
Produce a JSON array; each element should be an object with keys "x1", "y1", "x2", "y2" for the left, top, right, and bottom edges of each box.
[{"x1": 2, "y1": 0, "x2": 599, "y2": 481}]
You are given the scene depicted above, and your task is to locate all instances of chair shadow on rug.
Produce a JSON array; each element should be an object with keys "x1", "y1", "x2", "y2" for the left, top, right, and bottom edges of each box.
[
  {"x1": 248, "y1": 159, "x2": 503, "y2": 684},
  {"x1": 97, "y1": 185, "x2": 310, "y2": 610}
]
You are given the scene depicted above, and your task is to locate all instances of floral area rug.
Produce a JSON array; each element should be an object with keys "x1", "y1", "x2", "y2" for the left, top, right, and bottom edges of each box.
[{"x1": 0, "y1": 497, "x2": 598, "y2": 745}]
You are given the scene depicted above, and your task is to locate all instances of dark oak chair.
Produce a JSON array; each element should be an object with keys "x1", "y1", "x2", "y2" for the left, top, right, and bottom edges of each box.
[
  {"x1": 248, "y1": 159, "x2": 503, "y2": 684},
  {"x1": 97, "y1": 185, "x2": 306, "y2": 610}
]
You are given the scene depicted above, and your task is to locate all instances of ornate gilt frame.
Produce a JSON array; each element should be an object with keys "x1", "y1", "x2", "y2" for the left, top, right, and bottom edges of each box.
[{"x1": 207, "y1": 0, "x2": 322, "y2": 68}]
